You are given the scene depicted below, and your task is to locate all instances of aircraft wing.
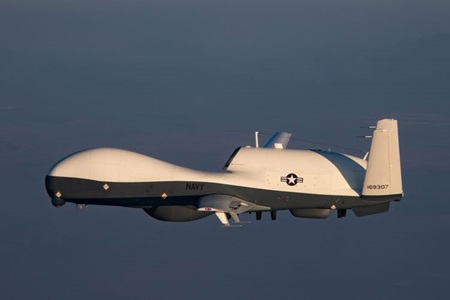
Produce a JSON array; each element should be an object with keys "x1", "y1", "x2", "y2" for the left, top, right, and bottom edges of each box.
[
  {"x1": 263, "y1": 132, "x2": 292, "y2": 149},
  {"x1": 197, "y1": 195, "x2": 270, "y2": 227}
]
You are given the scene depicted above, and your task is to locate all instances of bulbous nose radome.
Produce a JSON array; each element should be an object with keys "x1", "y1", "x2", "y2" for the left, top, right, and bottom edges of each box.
[
  {"x1": 45, "y1": 172, "x2": 66, "y2": 207},
  {"x1": 44, "y1": 149, "x2": 90, "y2": 207},
  {"x1": 44, "y1": 147, "x2": 179, "y2": 207}
]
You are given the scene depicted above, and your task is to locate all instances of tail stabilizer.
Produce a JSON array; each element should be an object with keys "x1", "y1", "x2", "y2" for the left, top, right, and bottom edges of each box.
[
  {"x1": 263, "y1": 132, "x2": 292, "y2": 149},
  {"x1": 362, "y1": 119, "x2": 403, "y2": 199}
]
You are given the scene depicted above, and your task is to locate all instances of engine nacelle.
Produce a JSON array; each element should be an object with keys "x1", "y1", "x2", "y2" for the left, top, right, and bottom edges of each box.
[
  {"x1": 143, "y1": 206, "x2": 212, "y2": 222},
  {"x1": 290, "y1": 208, "x2": 330, "y2": 219}
]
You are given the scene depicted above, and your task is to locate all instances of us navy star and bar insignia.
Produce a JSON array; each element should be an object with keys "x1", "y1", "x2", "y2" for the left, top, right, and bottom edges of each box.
[{"x1": 281, "y1": 173, "x2": 303, "y2": 186}]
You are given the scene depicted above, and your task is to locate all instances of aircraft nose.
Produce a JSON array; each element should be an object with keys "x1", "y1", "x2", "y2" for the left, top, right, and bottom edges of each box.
[
  {"x1": 44, "y1": 148, "x2": 119, "y2": 207},
  {"x1": 45, "y1": 173, "x2": 66, "y2": 207},
  {"x1": 45, "y1": 149, "x2": 89, "y2": 207}
]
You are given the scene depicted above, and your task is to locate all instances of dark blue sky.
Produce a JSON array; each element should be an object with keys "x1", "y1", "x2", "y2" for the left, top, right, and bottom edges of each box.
[{"x1": 1, "y1": 1, "x2": 449, "y2": 299}]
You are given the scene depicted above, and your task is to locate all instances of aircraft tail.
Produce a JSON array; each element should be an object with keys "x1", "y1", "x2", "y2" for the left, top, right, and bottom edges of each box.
[{"x1": 362, "y1": 119, "x2": 403, "y2": 200}]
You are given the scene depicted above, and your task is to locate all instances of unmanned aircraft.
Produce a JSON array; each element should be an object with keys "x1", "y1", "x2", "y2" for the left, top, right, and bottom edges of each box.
[{"x1": 45, "y1": 119, "x2": 403, "y2": 226}]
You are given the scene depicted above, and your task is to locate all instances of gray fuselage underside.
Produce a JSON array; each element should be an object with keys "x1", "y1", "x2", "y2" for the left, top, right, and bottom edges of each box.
[{"x1": 46, "y1": 176, "x2": 396, "y2": 211}]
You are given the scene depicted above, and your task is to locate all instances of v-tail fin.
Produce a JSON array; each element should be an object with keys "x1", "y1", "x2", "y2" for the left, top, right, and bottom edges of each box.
[{"x1": 362, "y1": 119, "x2": 403, "y2": 200}]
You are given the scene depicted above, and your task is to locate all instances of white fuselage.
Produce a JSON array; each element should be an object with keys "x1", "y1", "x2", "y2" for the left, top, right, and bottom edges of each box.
[{"x1": 48, "y1": 147, "x2": 367, "y2": 200}]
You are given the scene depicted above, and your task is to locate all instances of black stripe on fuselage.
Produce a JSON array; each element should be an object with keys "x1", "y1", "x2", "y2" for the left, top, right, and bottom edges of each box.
[{"x1": 45, "y1": 176, "x2": 395, "y2": 210}]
